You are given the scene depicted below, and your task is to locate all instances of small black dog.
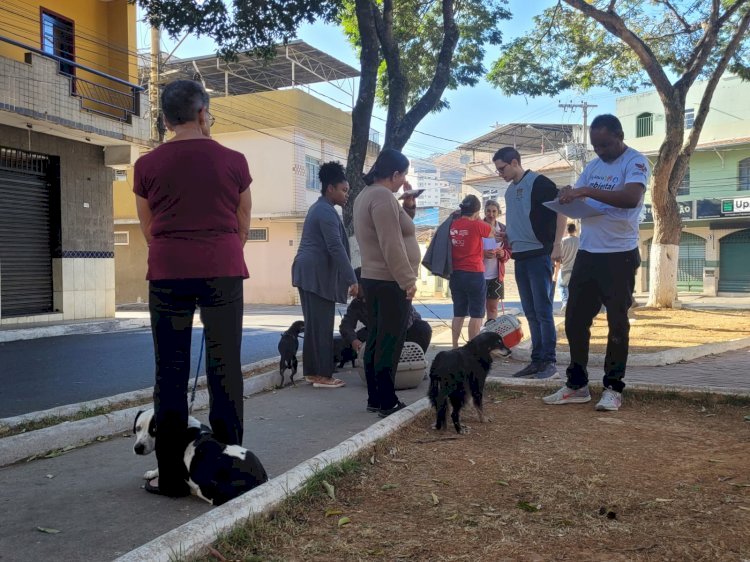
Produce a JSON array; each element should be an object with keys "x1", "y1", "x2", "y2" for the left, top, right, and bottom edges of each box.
[
  {"x1": 332, "y1": 334, "x2": 357, "y2": 370},
  {"x1": 428, "y1": 331, "x2": 510, "y2": 434},
  {"x1": 278, "y1": 320, "x2": 304, "y2": 386}
]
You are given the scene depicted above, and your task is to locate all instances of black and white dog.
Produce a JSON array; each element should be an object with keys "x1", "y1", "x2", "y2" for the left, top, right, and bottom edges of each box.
[
  {"x1": 132, "y1": 409, "x2": 268, "y2": 506},
  {"x1": 277, "y1": 320, "x2": 304, "y2": 386},
  {"x1": 428, "y1": 331, "x2": 510, "y2": 434}
]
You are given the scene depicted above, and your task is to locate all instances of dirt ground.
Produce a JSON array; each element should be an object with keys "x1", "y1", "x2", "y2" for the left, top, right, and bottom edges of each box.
[
  {"x1": 556, "y1": 308, "x2": 750, "y2": 353},
  {"x1": 193, "y1": 387, "x2": 750, "y2": 562}
]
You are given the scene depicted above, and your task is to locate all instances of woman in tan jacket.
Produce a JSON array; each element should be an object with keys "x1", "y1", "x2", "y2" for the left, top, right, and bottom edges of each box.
[{"x1": 353, "y1": 149, "x2": 420, "y2": 418}]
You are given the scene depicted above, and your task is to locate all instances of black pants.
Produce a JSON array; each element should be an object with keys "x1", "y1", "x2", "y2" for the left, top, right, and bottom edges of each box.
[
  {"x1": 149, "y1": 277, "x2": 244, "y2": 493},
  {"x1": 356, "y1": 319, "x2": 432, "y2": 354},
  {"x1": 298, "y1": 288, "x2": 335, "y2": 378},
  {"x1": 564, "y1": 249, "x2": 640, "y2": 393},
  {"x1": 361, "y1": 278, "x2": 411, "y2": 410}
]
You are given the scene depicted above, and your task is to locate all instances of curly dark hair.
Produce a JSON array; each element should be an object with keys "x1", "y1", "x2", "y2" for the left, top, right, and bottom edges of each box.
[{"x1": 319, "y1": 161, "x2": 347, "y2": 195}]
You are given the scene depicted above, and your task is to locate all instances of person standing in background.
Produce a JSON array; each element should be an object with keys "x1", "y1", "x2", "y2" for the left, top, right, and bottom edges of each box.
[
  {"x1": 482, "y1": 200, "x2": 512, "y2": 321},
  {"x1": 556, "y1": 222, "x2": 580, "y2": 314}
]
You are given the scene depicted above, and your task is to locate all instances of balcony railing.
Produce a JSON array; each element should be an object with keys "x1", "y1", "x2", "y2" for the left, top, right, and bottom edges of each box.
[{"x1": 1, "y1": 35, "x2": 143, "y2": 123}]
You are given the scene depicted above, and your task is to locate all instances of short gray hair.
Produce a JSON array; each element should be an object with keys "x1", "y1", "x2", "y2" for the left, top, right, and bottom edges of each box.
[{"x1": 161, "y1": 80, "x2": 209, "y2": 126}]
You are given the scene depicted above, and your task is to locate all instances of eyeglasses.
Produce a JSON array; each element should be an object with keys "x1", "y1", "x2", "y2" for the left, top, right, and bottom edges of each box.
[
  {"x1": 495, "y1": 163, "x2": 508, "y2": 175},
  {"x1": 205, "y1": 109, "x2": 215, "y2": 127}
]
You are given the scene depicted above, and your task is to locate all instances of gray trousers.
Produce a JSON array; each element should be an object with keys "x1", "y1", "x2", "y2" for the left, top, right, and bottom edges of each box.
[{"x1": 298, "y1": 288, "x2": 335, "y2": 378}]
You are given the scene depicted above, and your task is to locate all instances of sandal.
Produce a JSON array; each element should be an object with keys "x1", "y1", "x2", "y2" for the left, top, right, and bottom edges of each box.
[
  {"x1": 143, "y1": 477, "x2": 189, "y2": 498},
  {"x1": 312, "y1": 377, "x2": 345, "y2": 388}
]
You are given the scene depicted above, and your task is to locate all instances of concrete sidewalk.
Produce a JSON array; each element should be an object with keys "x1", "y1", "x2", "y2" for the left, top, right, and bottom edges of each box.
[{"x1": 1, "y1": 304, "x2": 750, "y2": 561}]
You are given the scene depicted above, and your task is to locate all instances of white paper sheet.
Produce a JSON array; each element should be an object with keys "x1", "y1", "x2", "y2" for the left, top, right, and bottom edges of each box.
[{"x1": 543, "y1": 198, "x2": 605, "y2": 219}]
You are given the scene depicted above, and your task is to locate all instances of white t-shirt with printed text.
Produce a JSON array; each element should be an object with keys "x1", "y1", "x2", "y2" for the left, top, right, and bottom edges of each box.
[{"x1": 575, "y1": 147, "x2": 650, "y2": 253}]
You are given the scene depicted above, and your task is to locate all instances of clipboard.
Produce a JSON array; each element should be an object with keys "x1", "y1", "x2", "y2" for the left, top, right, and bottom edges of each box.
[{"x1": 543, "y1": 198, "x2": 604, "y2": 219}]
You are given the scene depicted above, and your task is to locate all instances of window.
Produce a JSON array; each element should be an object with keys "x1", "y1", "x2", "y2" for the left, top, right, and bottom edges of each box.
[
  {"x1": 740, "y1": 157, "x2": 750, "y2": 191},
  {"x1": 684, "y1": 108, "x2": 695, "y2": 130},
  {"x1": 677, "y1": 166, "x2": 690, "y2": 196},
  {"x1": 305, "y1": 156, "x2": 320, "y2": 191},
  {"x1": 41, "y1": 10, "x2": 75, "y2": 77},
  {"x1": 247, "y1": 228, "x2": 268, "y2": 242},
  {"x1": 636, "y1": 113, "x2": 653, "y2": 138},
  {"x1": 114, "y1": 232, "x2": 129, "y2": 246}
]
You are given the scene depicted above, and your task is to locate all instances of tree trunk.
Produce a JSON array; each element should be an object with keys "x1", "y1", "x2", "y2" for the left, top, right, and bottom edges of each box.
[
  {"x1": 343, "y1": 0, "x2": 381, "y2": 236},
  {"x1": 646, "y1": 101, "x2": 684, "y2": 308}
]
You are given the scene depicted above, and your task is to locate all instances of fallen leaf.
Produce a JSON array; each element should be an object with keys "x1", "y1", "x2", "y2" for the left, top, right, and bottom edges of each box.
[
  {"x1": 496, "y1": 480, "x2": 509, "y2": 487},
  {"x1": 516, "y1": 501, "x2": 540, "y2": 512},
  {"x1": 206, "y1": 545, "x2": 228, "y2": 561},
  {"x1": 468, "y1": 459, "x2": 476, "y2": 465},
  {"x1": 655, "y1": 498, "x2": 675, "y2": 502},
  {"x1": 45, "y1": 474, "x2": 54, "y2": 479},
  {"x1": 36, "y1": 527, "x2": 61, "y2": 534},
  {"x1": 337, "y1": 516, "x2": 350, "y2": 527},
  {"x1": 431, "y1": 492, "x2": 440, "y2": 506},
  {"x1": 381, "y1": 484, "x2": 399, "y2": 491},
  {"x1": 370, "y1": 455, "x2": 376, "y2": 465},
  {"x1": 325, "y1": 509, "x2": 343, "y2": 517},
  {"x1": 738, "y1": 506, "x2": 750, "y2": 512},
  {"x1": 431, "y1": 478, "x2": 449, "y2": 486},
  {"x1": 730, "y1": 483, "x2": 750, "y2": 488},
  {"x1": 708, "y1": 459, "x2": 726, "y2": 463},
  {"x1": 446, "y1": 513, "x2": 459, "y2": 521},
  {"x1": 322, "y1": 481, "x2": 335, "y2": 501},
  {"x1": 744, "y1": 415, "x2": 750, "y2": 422}
]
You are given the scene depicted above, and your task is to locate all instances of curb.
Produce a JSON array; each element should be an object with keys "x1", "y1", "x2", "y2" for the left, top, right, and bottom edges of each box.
[
  {"x1": 486, "y1": 376, "x2": 750, "y2": 397},
  {"x1": 0, "y1": 356, "x2": 289, "y2": 467},
  {"x1": 113, "y1": 398, "x2": 431, "y2": 562},
  {"x1": 509, "y1": 336, "x2": 750, "y2": 366},
  {"x1": 0, "y1": 318, "x2": 151, "y2": 343}
]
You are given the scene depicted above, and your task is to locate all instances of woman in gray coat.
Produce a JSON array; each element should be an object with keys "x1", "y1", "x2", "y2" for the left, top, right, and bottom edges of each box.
[{"x1": 292, "y1": 162, "x2": 358, "y2": 388}]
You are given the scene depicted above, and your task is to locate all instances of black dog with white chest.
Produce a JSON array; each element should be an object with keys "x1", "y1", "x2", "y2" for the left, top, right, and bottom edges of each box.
[
  {"x1": 428, "y1": 331, "x2": 510, "y2": 434},
  {"x1": 133, "y1": 409, "x2": 268, "y2": 506},
  {"x1": 278, "y1": 320, "x2": 304, "y2": 386}
]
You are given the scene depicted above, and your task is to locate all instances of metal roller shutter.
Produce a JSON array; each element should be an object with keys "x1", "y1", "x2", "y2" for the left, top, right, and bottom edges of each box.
[
  {"x1": 0, "y1": 165, "x2": 53, "y2": 317},
  {"x1": 677, "y1": 232, "x2": 705, "y2": 292},
  {"x1": 719, "y1": 229, "x2": 750, "y2": 293}
]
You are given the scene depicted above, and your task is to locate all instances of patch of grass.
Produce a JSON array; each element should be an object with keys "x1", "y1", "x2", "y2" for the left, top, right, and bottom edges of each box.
[
  {"x1": 184, "y1": 458, "x2": 364, "y2": 562},
  {"x1": 1, "y1": 404, "x2": 132, "y2": 437}
]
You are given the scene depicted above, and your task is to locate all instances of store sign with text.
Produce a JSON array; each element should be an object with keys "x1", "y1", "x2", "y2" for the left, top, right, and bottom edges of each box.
[{"x1": 721, "y1": 197, "x2": 750, "y2": 217}]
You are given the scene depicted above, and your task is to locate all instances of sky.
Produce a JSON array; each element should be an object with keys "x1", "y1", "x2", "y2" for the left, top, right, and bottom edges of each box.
[{"x1": 136, "y1": 0, "x2": 621, "y2": 161}]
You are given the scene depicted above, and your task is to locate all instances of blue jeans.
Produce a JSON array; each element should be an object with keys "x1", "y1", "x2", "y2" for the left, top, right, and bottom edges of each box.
[
  {"x1": 514, "y1": 254, "x2": 556, "y2": 363},
  {"x1": 559, "y1": 283, "x2": 569, "y2": 307}
]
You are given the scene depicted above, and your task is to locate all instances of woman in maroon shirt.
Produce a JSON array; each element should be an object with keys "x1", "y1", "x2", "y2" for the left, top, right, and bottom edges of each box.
[{"x1": 134, "y1": 80, "x2": 252, "y2": 498}]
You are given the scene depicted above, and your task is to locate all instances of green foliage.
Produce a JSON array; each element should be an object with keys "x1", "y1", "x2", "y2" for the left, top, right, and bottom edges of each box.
[
  {"x1": 488, "y1": 0, "x2": 750, "y2": 97},
  {"x1": 340, "y1": 0, "x2": 510, "y2": 112},
  {"x1": 134, "y1": 0, "x2": 341, "y2": 58}
]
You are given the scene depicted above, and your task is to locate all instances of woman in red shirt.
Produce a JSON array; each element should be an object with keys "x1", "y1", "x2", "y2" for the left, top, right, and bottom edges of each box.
[{"x1": 449, "y1": 195, "x2": 492, "y2": 348}]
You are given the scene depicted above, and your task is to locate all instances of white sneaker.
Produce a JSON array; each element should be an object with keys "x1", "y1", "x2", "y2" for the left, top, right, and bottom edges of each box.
[
  {"x1": 542, "y1": 385, "x2": 591, "y2": 405},
  {"x1": 595, "y1": 389, "x2": 622, "y2": 411}
]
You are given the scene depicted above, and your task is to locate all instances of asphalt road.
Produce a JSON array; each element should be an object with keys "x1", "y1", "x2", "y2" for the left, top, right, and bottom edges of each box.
[
  {"x1": 0, "y1": 301, "x2": 524, "y2": 418},
  {"x1": 0, "y1": 327, "x2": 282, "y2": 418}
]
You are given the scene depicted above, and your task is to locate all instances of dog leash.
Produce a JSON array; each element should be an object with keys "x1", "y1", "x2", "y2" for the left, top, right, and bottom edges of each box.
[
  {"x1": 412, "y1": 296, "x2": 469, "y2": 344},
  {"x1": 189, "y1": 329, "x2": 204, "y2": 414}
]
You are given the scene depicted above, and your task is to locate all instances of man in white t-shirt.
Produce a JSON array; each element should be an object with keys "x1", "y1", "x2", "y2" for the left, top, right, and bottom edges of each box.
[{"x1": 543, "y1": 114, "x2": 649, "y2": 412}]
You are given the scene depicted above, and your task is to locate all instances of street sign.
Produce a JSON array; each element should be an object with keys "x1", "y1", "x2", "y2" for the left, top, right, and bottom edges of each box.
[{"x1": 721, "y1": 197, "x2": 750, "y2": 217}]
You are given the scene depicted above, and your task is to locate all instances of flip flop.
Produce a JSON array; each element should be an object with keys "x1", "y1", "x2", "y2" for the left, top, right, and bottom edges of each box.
[
  {"x1": 143, "y1": 477, "x2": 189, "y2": 498},
  {"x1": 313, "y1": 378, "x2": 345, "y2": 388}
]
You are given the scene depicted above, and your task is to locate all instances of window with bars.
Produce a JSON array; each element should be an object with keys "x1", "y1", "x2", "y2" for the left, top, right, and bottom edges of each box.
[
  {"x1": 114, "y1": 231, "x2": 129, "y2": 245},
  {"x1": 636, "y1": 113, "x2": 653, "y2": 138},
  {"x1": 684, "y1": 108, "x2": 695, "y2": 130},
  {"x1": 248, "y1": 228, "x2": 268, "y2": 242},
  {"x1": 41, "y1": 10, "x2": 76, "y2": 77},
  {"x1": 305, "y1": 156, "x2": 320, "y2": 191},
  {"x1": 677, "y1": 166, "x2": 690, "y2": 196},
  {"x1": 739, "y1": 157, "x2": 750, "y2": 191}
]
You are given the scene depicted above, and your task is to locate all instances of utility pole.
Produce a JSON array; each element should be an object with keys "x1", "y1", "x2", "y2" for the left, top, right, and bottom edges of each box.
[
  {"x1": 149, "y1": 26, "x2": 161, "y2": 143},
  {"x1": 559, "y1": 101, "x2": 598, "y2": 167}
]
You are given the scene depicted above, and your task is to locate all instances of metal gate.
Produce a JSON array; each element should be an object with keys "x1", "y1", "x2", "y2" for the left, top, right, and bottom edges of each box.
[
  {"x1": 719, "y1": 229, "x2": 750, "y2": 293},
  {"x1": 645, "y1": 232, "x2": 706, "y2": 292},
  {"x1": 0, "y1": 147, "x2": 53, "y2": 317}
]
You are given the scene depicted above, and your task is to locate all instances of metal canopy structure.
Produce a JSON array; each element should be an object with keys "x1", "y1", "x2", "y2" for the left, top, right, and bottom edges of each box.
[
  {"x1": 459, "y1": 123, "x2": 575, "y2": 155},
  {"x1": 160, "y1": 40, "x2": 360, "y2": 96}
]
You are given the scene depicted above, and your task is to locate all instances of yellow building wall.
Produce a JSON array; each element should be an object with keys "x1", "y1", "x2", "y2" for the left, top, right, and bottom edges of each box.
[
  {"x1": 243, "y1": 220, "x2": 300, "y2": 305},
  {"x1": 0, "y1": 0, "x2": 137, "y2": 116},
  {"x1": 211, "y1": 89, "x2": 352, "y2": 147},
  {"x1": 113, "y1": 169, "x2": 137, "y2": 220}
]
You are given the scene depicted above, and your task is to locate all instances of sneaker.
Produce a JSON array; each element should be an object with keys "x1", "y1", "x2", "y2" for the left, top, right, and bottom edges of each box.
[
  {"x1": 595, "y1": 388, "x2": 622, "y2": 411},
  {"x1": 542, "y1": 385, "x2": 591, "y2": 405},
  {"x1": 512, "y1": 362, "x2": 542, "y2": 378},
  {"x1": 378, "y1": 401, "x2": 407, "y2": 418},
  {"x1": 535, "y1": 362, "x2": 560, "y2": 380}
]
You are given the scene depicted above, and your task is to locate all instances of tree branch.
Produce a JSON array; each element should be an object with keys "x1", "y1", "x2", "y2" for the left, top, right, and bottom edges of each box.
[
  {"x1": 656, "y1": 0, "x2": 692, "y2": 32},
  {"x1": 387, "y1": 0, "x2": 459, "y2": 150},
  {"x1": 562, "y1": 0, "x2": 674, "y2": 98}
]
